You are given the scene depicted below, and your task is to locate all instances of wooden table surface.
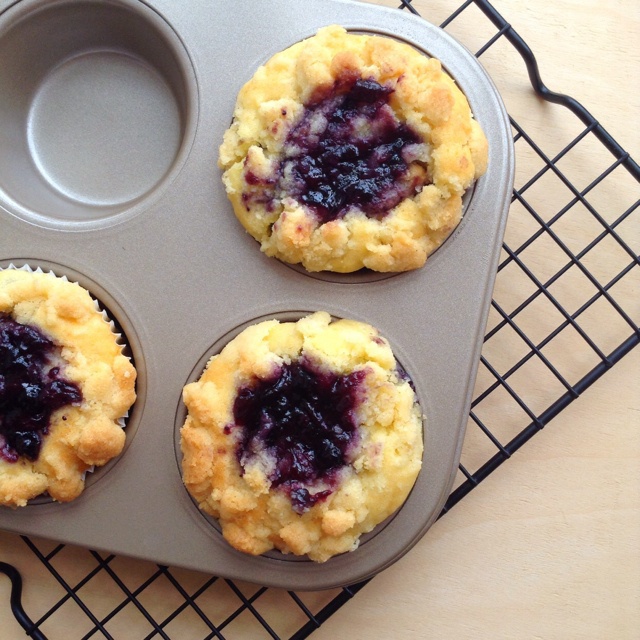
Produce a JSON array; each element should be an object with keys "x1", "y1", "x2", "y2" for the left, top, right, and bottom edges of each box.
[{"x1": 1, "y1": 1, "x2": 638, "y2": 638}]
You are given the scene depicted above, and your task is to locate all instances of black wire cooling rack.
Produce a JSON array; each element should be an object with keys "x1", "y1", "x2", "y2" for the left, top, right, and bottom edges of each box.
[{"x1": 2, "y1": 0, "x2": 639, "y2": 638}]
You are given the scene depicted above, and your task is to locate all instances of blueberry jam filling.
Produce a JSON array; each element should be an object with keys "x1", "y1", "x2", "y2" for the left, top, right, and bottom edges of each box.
[
  {"x1": 0, "y1": 313, "x2": 82, "y2": 462},
  {"x1": 275, "y1": 77, "x2": 425, "y2": 222},
  {"x1": 232, "y1": 360, "x2": 366, "y2": 512}
]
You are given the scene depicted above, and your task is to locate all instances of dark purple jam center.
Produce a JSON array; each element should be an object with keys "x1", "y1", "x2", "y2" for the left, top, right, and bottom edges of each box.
[
  {"x1": 279, "y1": 77, "x2": 424, "y2": 222},
  {"x1": 0, "y1": 313, "x2": 82, "y2": 462},
  {"x1": 232, "y1": 360, "x2": 366, "y2": 512}
]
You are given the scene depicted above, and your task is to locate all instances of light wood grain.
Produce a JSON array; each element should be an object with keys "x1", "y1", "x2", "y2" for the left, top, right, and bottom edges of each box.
[{"x1": 1, "y1": 1, "x2": 638, "y2": 638}]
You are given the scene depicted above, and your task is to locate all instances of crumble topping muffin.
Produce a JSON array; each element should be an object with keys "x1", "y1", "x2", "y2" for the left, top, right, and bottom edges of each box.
[
  {"x1": 0, "y1": 269, "x2": 136, "y2": 507},
  {"x1": 219, "y1": 25, "x2": 488, "y2": 272},
  {"x1": 180, "y1": 311, "x2": 423, "y2": 562}
]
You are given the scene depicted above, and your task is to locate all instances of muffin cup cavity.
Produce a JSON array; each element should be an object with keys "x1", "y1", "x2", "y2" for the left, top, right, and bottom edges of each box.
[
  {"x1": 0, "y1": 0, "x2": 197, "y2": 229},
  {"x1": 0, "y1": 262, "x2": 144, "y2": 505},
  {"x1": 218, "y1": 25, "x2": 488, "y2": 275},
  {"x1": 176, "y1": 311, "x2": 425, "y2": 563}
]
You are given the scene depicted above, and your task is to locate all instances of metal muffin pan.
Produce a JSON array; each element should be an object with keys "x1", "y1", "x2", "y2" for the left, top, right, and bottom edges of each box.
[{"x1": 0, "y1": 0, "x2": 514, "y2": 590}]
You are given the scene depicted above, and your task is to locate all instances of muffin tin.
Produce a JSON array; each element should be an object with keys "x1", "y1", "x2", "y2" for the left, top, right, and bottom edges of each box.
[{"x1": 0, "y1": 0, "x2": 514, "y2": 590}]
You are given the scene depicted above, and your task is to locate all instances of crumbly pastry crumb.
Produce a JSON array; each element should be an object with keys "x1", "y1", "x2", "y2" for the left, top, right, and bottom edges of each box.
[
  {"x1": 0, "y1": 269, "x2": 136, "y2": 507},
  {"x1": 180, "y1": 312, "x2": 423, "y2": 562},
  {"x1": 219, "y1": 25, "x2": 488, "y2": 273}
]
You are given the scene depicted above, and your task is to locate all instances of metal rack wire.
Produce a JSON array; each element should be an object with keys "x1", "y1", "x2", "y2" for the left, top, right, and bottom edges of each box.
[{"x1": 2, "y1": 0, "x2": 638, "y2": 638}]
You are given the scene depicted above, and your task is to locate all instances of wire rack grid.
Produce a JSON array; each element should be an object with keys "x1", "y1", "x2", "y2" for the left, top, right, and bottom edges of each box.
[{"x1": 1, "y1": 0, "x2": 638, "y2": 638}]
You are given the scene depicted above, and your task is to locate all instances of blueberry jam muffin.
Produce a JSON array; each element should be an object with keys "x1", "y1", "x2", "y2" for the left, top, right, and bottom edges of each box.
[
  {"x1": 219, "y1": 25, "x2": 488, "y2": 273},
  {"x1": 0, "y1": 269, "x2": 136, "y2": 507},
  {"x1": 180, "y1": 312, "x2": 423, "y2": 562}
]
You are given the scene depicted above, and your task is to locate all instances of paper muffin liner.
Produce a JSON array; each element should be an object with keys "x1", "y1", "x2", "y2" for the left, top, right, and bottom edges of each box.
[{"x1": 0, "y1": 262, "x2": 136, "y2": 502}]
